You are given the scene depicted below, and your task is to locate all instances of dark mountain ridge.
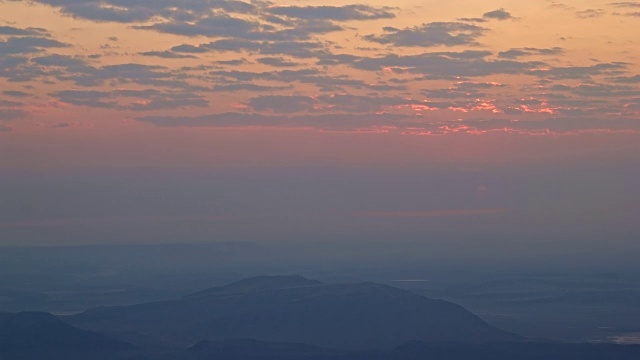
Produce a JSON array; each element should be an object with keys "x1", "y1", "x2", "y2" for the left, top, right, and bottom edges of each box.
[
  {"x1": 148, "y1": 338, "x2": 640, "y2": 360},
  {"x1": 68, "y1": 275, "x2": 520, "y2": 349},
  {"x1": 0, "y1": 311, "x2": 134, "y2": 359}
]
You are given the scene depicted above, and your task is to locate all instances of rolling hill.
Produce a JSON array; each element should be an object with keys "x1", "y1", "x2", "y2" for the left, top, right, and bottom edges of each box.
[{"x1": 68, "y1": 275, "x2": 520, "y2": 349}]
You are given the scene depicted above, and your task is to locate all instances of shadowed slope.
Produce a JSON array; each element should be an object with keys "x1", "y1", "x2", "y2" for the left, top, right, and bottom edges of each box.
[{"x1": 0, "y1": 311, "x2": 134, "y2": 359}]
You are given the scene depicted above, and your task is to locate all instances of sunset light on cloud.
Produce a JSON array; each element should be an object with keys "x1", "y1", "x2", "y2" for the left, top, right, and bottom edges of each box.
[{"x1": 1, "y1": 0, "x2": 640, "y2": 137}]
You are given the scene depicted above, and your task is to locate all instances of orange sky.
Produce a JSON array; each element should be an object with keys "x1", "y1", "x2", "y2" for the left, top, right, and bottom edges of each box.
[{"x1": 2, "y1": 1, "x2": 639, "y2": 138}]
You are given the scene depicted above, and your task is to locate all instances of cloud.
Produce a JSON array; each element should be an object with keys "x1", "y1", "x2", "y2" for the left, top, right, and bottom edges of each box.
[
  {"x1": 268, "y1": 5, "x2": 395, "y2": 21},
  {"x1": 482, "y1": 9, "x2": 513, "y2": 20},
  {"x1": 0, "y1": 51, "x2": 204, "y2": 88},
  {"x1": 498, "y1": 47, "x2": 564, "y2": 59},
  {"x1": 35, "y1": 0, "x2": 258, "y2": 23},
  {"x1": 0, "y1": 57, "x2": 29, "y2": 73},
  {"x1": 609, "y1": 2, "x2": 640, "y2": 8},
  {"x1": 623, "y1": 97, "x2": 640, "y2": 110},
  {"x1": 50, "y1": 89, "x2": 208, "y2": 110},
  {"x1": 51, "y1": 3, "x2": 154, "y2": 22},
  {"x1": 0, "y1": 108, "x2": 29, "y2": 121},
  {"x1": 171, "y1": 39, "x2": 328, "y2": 59},
  {"x1": 210, "y1": 68, "x2": 322, "y2": 82},
  {"x1": 2, "y1": 90, "x2": 31, "y2": 98},
  {"x1": 422, "y1": 81, "x2": 506, "y2": 99},
  {"x1": 457, "y1": 17, "x2": 487, "y2": 23},
  {"x1": 576, "y1": 9, "x2": 606, "y2": 18},
  {"x1": 364, "y1": 22, "x2": 486, "y2": 47},
  {"x1": 0, "y1": 53, "x2": 90, "y2": 83},
  {"x1": 505, "y1": 94, "x2": 637, "y2": 118},
  {"x1": 50, "y1": 122, "x2": 76, "y2": 129},
  {"x1": 313, "y1": 94, "x2": 427, "y2": 112},
  {"x1": 352, "y1": 51, "x2": 543, "y2": 78},
  {"x1": 210, "y1": 67, "x2": 393, "y2": 91},
  {"x1": 36, "y1": 1, "x2": 348, "y2": 41},
  {"x1": 170, "y1": 44, "x2": 211, "y2": 53},
  {"x1": 0, "y1": 123, "x2": 12, "y2": 132},
  {"x1": 609, "y1": 75, "x2": 640, "y2": 83},
  {"x1": 549, "y1": 83, "x2": 640, "y2": 97},
  {"x1": 134, "y1": 14, "x2": 259, "y2": 37},
  {"x1": 243, "y1": 94, "x2": 456, "y2": 114},
  {"x1": 247, "y1": 95, "x2": 317, "y2": 113},
  {"x1": 136, "y1": 112, "x2": 412, "y2": 131},
  {"x1": 214, "y1": 58, "x2": 248, "y2": 65},
  {"x1": 125, "y1": 97, "x2": 208, "y2": 111},
  {"x1": 458, "y1": 9, "x2": 513, "y2": 22},
  {"x1": 51, "y1": 89, "x2": 116, "y2": 108},
  {"x1": 125, "y1": 7, "x2": 343, "y2": 41},
  {"x1": 0, "y1": 26, "x2": 50, "y2": 36},
  {"x1": 256, "y1": 57, "x2": 298, "y2": 67},
  {"x1": 31, "y1": 54, "x2": 86, "y2": 67},
  {"x1": 139, "y1": 50, "x2": 198, "y2": 59},
  {"x1": 0, "y1": 100, "x2": 24, "y2": 107},
  {"x1": 0, "y1": 36, "x2": 68, "y2": 54},
  {"x1": 54, "y1": 63, "x2": 197, "y2": 88},
  {"x1": 211, "y1": 83, "x2": 291, "y2": 92},
  {"x1": 529, "y1": 62, "x2": 627, "y2": 79},
  {"x1": 613, "y1": 11, "x2": 640, "y2": 16}
]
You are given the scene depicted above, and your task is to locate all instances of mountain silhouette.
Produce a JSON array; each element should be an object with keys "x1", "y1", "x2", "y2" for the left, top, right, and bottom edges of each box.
[
  {"x1": 140, "y1": 338, "x2": 640, "y2": 360},
  {"x1": 159, "y1": 338, "x2": 340, "y2": 360},
  {"x1": 68, "y1": 275, "x2": 520, "y2": 349},
  {"x1": 0, "y1": 311, "x2": 134, "y2": 360}
]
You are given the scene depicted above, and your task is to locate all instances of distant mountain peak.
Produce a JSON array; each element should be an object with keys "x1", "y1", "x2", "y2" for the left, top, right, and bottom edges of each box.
[
  {"x1": 225, "y1": 275, "x2": 322, "y2": 289},
  {"x1": 185, "y1": 275, "x2": 322, "y2": 299}
]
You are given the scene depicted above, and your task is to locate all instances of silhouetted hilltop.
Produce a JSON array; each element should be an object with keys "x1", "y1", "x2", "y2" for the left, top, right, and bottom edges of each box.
[
  {"x1": 185, "y1": 275, "x2": 322, "y2": 299},
  {"x1": 68, "y1": 275, "x2": 519, "y2": 349}
]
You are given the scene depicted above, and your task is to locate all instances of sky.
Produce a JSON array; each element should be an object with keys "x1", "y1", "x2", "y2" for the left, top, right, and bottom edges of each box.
[{"x1": 1, "y1": 0, "x2": 639, "y2": 255}]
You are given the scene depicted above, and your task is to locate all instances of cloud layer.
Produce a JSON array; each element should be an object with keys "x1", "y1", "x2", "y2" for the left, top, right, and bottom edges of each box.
[{"x1": 1, "y1": 1, "x2": 639, "y2": 135}]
